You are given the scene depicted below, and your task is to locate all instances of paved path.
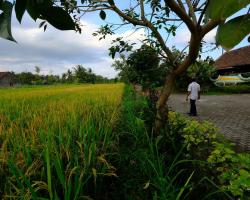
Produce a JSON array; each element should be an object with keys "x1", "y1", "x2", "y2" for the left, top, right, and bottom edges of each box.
[{"x1": 168, "y1": 94, "x2": 250, "y2": 152}]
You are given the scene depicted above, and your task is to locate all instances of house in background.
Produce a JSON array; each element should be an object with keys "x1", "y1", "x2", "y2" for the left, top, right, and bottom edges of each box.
[
  {"x1": 212, "y1": 46, "x2": 250, "y2": 86},
  {"x1": 0, "y1": 72, "x2": 16, "y2": 87}
]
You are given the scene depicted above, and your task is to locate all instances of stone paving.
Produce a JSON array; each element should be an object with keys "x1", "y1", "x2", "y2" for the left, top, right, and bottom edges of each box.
[{"x1": 168, "y1": 94, "x2": 250, "y2": 152}]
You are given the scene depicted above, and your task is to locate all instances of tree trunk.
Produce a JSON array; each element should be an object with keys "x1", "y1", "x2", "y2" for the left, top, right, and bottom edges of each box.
[
  {"x1": 154, "y1": 72, "x2": 176, "y2": 133},
  {"x1": 154, "y1": 33, "x2": 202, "y2": 134}
]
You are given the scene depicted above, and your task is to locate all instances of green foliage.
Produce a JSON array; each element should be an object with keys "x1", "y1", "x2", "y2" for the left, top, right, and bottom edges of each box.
[
  {"x1": 207, "y1": 0, "x2": 250, "y2": 20},
  {"x1": 112, "y1": 54, "x2": 137, "y2": 83},
  {"x1": 207, "y1": 142, "x2": 236, "y2": 164},
  {"x1": 168, "y1": 112, "x2": 219, "y2": 159},
  {"x1": 176, "y1": 57, "x2": 216, "y2": 91},
  {"x1": 207, "y1": 84, "x2": 250, "y2": 95},
  {"x1": 126, "y1": 45, "x2": 164, "y2": 88},
  {"x1": 0, "y1": 84, "x2": 123, "y2": 199},
  {"x1": 73, "y1": 65, "x2": 96, "y2": 83},
  {"x1": 15, "y1": 0, "x2": 27, "y2": 23},
  {"x1": 127, "y1": 45, "x2": 159, "y2": 71},
  {"x1": 1, "y1": 83, "x2": 250, "y2": 199},
  {"x1": 7, "y1": 65, "x2": 115, "y2": 86},
  {"x1": 34, "y1": 66, "x2": 40, "y2": 74},
  {"x1": 208, "y1": 143, "x2": 250, "y2": 198},
  {"x1": 187, "y1": 59, "x2": 216, "y2": 84},
  {"x1": 112, "y1": 45, "x2": 165, "y2": 88},
  {"x1": 99, "y1": 10, "x2": 106, "y2": 20},
  {"x1": 0, "y1": 0, "x2": 76, "y2": 41},
  {"x1": 216, "y1": 14, "x2": 250, "y2": 50},
  {"x1": 38, "y1": 6, "x2": 75, "y2": 30},
  {"x1": 0, "y1": 0, "x2": 249, "y2": 55},
  {"x1": 108, "y1": 37, "x2": 134, "y2": 59},
  {"x1": 17, "y1": 72, "x2": 37, "y2": 84},
  {"x1": 16, "y1": 71, "x2": 61, "y2": 85},
  {"x1": 183, "y1": 121, "x2": 217, "y2": 152},
  {"x1": 207, "y1": 0, "x2": 250, "y2": 50},
  {"x1": 167, "y1": 111, "x2": 250, "y2": 199},
  {"x1": 0, "y1": 0, "x2": 15, "y2": 42},
  {"x1": 112, "y1": 86, "x2": 194, "y2": 199}
]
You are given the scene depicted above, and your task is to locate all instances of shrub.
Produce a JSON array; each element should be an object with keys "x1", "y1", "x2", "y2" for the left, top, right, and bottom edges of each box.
[
  {"x1": 167, "y1": 112, "x2": 250, "y2": 199},
  {"x1": 208, "y1": 84, "x2": 250, "y2": 95},
  {"x1": 208, "y1": 143, "x2": 250, "y2": 198}
]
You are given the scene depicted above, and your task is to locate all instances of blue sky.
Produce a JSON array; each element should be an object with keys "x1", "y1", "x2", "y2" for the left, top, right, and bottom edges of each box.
[{"x1": 0, "y1": 2, "x2": 249, "y2": 78}]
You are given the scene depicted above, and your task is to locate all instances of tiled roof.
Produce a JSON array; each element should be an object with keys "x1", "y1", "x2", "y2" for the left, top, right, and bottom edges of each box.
[{"x1": 214, "y1": 45, "x2": 250, "y2": 70}]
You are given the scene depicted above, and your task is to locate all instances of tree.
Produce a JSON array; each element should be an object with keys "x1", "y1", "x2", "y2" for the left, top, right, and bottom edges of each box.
[
  {"x1": 46, "y1": 74, "x2": 60, "y2": 84},
  {"x1": 61, "y1": 72, "x2": 67, "y2": 83},
  {"x1": 73, "y1": 65, "x2": 98, "y2": 83},
  {"x1": 17, "y1": 72, "x2": 36, "y2": 85},
  {"x1": 187, "y1": 57, "x2": 216, "y2": 87},
  {"x1": 1, "y1": 0, "x2": 249, "y2": 132},
  {"x1": 73, "y1": 65, "x2": 88, "y2": 83},
  {"x1": 112, "y1": 54, "x2": 136, "y2": 83},
  {"x1": 87, "y1": 68, "x2": 96, "y2": 83},
  {"x1": 66, "y1": 69, "x2": 74, "y2": 83},
  {"x1": 127, "y1": 45, "x2": 161, "y2": 88},
  {"x1": 34, "y1": 66, "x2": 41, "y2": 75},
  {"x1": 175, "y1": 57, "x2": 216, "y2": 90}
]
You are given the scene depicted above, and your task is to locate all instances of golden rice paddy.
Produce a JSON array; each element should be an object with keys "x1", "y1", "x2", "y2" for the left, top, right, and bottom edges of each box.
[{"x1": 0, "y1": 84, "x2": 124, "y2": 199}]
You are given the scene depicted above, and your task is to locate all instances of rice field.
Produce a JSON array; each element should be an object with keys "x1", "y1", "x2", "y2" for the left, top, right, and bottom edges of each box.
[{"x1": 0, "y1": 84, "x2": 124, "y2": 199}]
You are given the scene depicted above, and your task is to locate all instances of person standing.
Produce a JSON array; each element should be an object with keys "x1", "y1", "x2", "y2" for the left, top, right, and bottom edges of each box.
[{"x1": 186, "y1": 78, "x2": 200, "y2": 116}]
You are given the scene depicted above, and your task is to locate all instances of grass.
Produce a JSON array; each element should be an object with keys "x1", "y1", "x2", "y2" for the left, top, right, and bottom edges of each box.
[
  {"x1": 1, "y1": 83, "x2": 234, "y2": 199},
  {"x1": 109, "y1": 86, "x2": 195, "y2": 200},
  {"x1": 0, "y1": 84, "x2": 124, "y2": 199}
]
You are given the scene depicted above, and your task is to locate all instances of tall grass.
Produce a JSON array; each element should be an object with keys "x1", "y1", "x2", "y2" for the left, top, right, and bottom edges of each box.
[
  {"x1": 0, "y1": 84, "x2": 124, "y2": 199},
  {"x1": 0, "y1": 84, "x2": 225, "y2": 199},
  {"x1": 109, "y1": 86, "x2": 194, "y2": 200}
]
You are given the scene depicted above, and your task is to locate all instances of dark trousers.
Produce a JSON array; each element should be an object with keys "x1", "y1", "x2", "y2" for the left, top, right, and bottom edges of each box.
[{"x1": 190, "y1": 99, "x2": 197, "y2": 116}]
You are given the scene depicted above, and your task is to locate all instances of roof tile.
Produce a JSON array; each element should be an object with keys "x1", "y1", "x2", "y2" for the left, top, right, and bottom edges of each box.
[{"x1": 214, "y1": 45, "x2": 250, "y2": 70}]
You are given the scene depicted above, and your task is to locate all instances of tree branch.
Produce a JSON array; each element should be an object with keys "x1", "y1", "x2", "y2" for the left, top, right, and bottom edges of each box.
[
  {"x1": 173, "y1": 45, "x2": 189, "y2": 64},
  {"x1": 110, "y1": 4, "x2": 145, "y2": 26},
  {"x1": 186, "y1": 0, "x2": 197, "y2": 24},
  {"x1": 161, "y1": 18, "x2": 183, "y2": 22},
  {"x1": 176, "y1": 0, "x2": 186, "y2": 11},
  {"x1": 197, "y1": 0, "x2": 209, "y2": 25},
  {"x1": 141, "y1": 18, "x2": 175, "y2": 64},
  {"x1": 165, "y1": 0, "x2": 196, "y2": 33},
  {"x1": 174, "y1": 33, "x2": 201, "y2": 75},
  {"x1": 139, "y1": 0, "x2": 146, "y2": 20},
  {"x1": 201, "y1": 19, "x2": 222, "y2": 36},
  {"x1": 111, "y1": 1, "x2": 176, "y2": 64},
  {"x1": 79, "y1": 7, "x2": 112, "y2": 12}
]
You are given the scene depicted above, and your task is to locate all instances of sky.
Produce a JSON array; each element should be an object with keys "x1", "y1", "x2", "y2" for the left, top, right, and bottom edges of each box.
[{"x1": 0, "y1": 2, "x2": 249, "y2": 78}]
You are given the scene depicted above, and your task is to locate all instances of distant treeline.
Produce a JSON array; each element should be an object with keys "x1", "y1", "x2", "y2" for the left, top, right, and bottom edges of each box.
[{"x1": 10, "y1": 65, "x2": 118, "y2": 85}]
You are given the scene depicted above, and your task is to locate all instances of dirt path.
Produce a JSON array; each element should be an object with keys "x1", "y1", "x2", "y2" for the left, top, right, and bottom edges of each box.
[{"x1": 168, "y1": 94, "x2": 250, "y2": 152}]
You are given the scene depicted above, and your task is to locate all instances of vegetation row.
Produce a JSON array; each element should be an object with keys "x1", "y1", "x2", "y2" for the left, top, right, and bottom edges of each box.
[{"x1": 1, "y1": 84, "x2": 250, "y2": 199}]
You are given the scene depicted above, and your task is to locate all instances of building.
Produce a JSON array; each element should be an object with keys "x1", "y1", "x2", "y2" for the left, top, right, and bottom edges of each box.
[
  {"x1": 0, "y1": 72, "x2": 15, "y2": 87},
  {"x1": 212, "y1": 46, "x2": 250, "y2": 86}
]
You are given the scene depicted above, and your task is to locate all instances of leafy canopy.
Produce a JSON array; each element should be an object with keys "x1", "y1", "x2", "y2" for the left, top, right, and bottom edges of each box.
[
  {"x1": 0, "y1": 0, "x2": 76, "y2": 42},
  {"x1": 0, "y1": 0, "x2": 249, "y2": 50}
]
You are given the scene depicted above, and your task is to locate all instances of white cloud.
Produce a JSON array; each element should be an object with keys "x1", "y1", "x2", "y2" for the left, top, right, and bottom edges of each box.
[
  {"x1": 0, "y1": 17, "x2": 147, "y2": 78},
  {"x1": 0, "y1": 13, "x2": 226, "y2": 78},
  {"x1": 168, "y1": 27, "x2": 217, "y2": 48},
  {"x1": 204, "y1": 29, "x2": 216, "y2": 43},
  {"x1": 171, "y1": 28, "x2": 191, "y2": 45}
]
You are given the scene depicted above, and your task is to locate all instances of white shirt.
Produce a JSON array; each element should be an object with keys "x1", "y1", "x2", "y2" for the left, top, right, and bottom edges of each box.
[{"x1": 188, "y1": 82, "x2": 200, "y2": 100}]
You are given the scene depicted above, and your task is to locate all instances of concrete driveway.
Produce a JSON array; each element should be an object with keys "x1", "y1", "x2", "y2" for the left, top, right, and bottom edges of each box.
[{"x1": 168, "y1": 94, "x2": 250, "y2": 152}]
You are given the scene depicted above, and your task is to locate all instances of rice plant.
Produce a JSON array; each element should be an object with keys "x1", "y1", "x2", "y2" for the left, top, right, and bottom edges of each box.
[{"x1": 0, "y1": 84, "x2": 124, "y2": 199}]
